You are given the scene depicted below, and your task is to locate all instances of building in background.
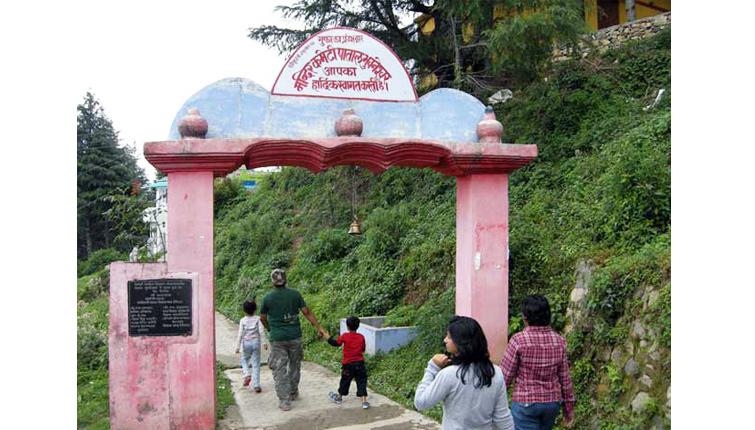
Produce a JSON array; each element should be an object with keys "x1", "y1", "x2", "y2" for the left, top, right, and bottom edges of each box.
[
  {"x1": 226, "y1": 166, "x2": 278, "y2": 190},
  {"x1": 143, "y1": 178, "x2": 168, "y2": 260},
  {"x1": 414, "y1": 1, "x2": 672, "y2": 40},
  {"x1": 586, "y1": 0, "x2": 670, "y2": 30},
  {"x1": 413, "y1": 1, "x2": 670, "y2": 91}
]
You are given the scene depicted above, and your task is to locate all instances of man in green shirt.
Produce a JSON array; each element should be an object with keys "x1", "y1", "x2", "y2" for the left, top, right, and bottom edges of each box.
[{"x1": 260, "y1": 268, "x2": 327, "y2": 411}]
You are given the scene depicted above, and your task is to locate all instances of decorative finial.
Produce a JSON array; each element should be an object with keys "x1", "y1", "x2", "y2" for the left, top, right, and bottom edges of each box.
[
  {"x1": 178, "y1": 108, "x2": 208, "y2": 139},
  {"x1": 476, "y1": 106, "x2": 503, "y2": 144},
  {"x1": 335, "y1": 108, "x2": 363, "y2": 137}
]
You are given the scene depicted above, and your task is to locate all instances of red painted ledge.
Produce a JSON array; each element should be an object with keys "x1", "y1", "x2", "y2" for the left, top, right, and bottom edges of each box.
[{"x1": 144, "y1": 137, "x2": 538, "y2": 177}]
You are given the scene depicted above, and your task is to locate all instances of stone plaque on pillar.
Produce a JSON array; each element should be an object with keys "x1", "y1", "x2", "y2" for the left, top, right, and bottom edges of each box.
[{"x1": 128, "y1": 279, "x2": 192, "y2": 337}]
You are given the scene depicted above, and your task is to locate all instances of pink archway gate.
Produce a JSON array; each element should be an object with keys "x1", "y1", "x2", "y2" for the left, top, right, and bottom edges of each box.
[
  {"x1": 110, "y1": 110, "x2": 535, "y2": 430},
  {"x1": 108, "y1": 26, "x2": 536, "y2": 430}
]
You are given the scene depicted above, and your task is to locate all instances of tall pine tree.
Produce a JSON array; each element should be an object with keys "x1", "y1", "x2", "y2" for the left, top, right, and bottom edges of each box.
[{"x1": 77, "y1": 92, "x2": 146, "y2": 259}]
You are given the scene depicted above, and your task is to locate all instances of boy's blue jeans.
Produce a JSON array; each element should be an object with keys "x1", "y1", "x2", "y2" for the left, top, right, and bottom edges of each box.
[
  {"x1": 241, "y1": 339, "x2": 261, "y2": 388},
  {"x1": 511, "y1": 401, "x2": 561, "y2": 430}
]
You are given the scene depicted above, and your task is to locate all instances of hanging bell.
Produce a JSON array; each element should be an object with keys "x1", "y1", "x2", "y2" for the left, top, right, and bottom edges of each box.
[{"x1": 348, "y1": 218, "x2": 362, "y2": 235}]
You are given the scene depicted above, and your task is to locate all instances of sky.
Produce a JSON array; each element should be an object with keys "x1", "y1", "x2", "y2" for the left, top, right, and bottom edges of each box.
[{"x1": 72, "y1": 0, "x2": 299, "y2": 181}]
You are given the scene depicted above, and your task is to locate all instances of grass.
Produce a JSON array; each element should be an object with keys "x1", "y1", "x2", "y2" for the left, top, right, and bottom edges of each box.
[
  {"x1": 77, "y1": 367, "x2": 110, "y2": 430},
  {"x1": 216, "y1": 363, "x2": 236, "y2": 420}
]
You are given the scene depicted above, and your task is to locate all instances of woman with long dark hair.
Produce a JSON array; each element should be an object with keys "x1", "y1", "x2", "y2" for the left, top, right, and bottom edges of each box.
[{"x1": 414, "y1": 316, "x2": 514, "y2": 430}]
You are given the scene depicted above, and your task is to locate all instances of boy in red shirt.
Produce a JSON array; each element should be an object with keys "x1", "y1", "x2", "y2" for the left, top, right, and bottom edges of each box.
[{"x1": 327, "y1": 316, "x2": 370, "y2": 409}]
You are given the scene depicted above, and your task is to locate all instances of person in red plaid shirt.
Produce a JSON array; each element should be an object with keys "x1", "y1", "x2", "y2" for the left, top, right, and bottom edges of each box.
[{"x1": 500, "y1": 295, "x2": 575, "y2": 429}]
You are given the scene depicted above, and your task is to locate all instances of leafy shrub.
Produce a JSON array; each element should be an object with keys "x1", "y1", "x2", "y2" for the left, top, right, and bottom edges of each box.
[
  {"x1": 298, "y1": 228, "x2": 358, "y2": 263},
  {"x1": 603, "y1": 26, "x2": 671, "y2": 99},
  {"x1": 384, "y1": 304, "x2": 419, "y2": 327},
  {"x1": 596, "y1": 112, "x2": 671, "y2": 247},
  {"x1": 508, "y1": 315, "x2": 524, "y2": 337},
  {"x1": 349, "y1": 273, "x2": 404, "y2": 316},
  {"x1": 214, "y1": 177, "x2": 245, "y2": 218},
  {"x1": 362, "y1": 204, "x2": 413, "y2": 259},
  {"x1": 570, "y1": 356, "x2": 597, "y2": 423},
  {"x1": 77, "y1": 321, "x2": 108, "y2": 370},
  {"x1": 79, "y1": 274, "x2": 107, "y2": 302},
  {"x1": 77, "y1": 296, "x2": 109, "y2": 371},
  {"x1": 651, "y1": 282, "x2": 671, "y2": 348},
  {"x1": 266, "y1": 250, "x2": 291, "y2": 270},
  {"x1": 484, "y1": 0, "x2": 586, "y2": 84},
  {"x1": 603, "y1": 363, "x2": 625, "y2": 395},
  {"x1": 587, "y1": 234, "x2": 670, "y2": 324},
  {"x1": 77, "y1": 248, "x2": 126, "y2": 278},
  {"x1": 414, "y1": 287, "x2": 456, "y2": 353}
]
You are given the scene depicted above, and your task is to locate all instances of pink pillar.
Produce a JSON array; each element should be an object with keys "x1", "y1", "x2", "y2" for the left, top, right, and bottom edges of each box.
[
  {"x1": 109, "y1": 262, "x2": 169, "y2": 429},
  {"x1": 165, "y1": 171, "x2": 216, "y2": 429},
  {"x1": 108, "y1": 171, "x2": 216, "y2": 430},
  {"x1": 456, "y1": 174, "x2": 509, "y2": 364}
]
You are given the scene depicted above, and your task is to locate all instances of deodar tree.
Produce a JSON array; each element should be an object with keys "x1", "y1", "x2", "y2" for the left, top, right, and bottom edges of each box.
[
  {"x1": 77, "y1": 92, "x2": 147, "y2": 259},
  {"x1": 249, "y1": 0, "x2": 585, "y2": 95}
]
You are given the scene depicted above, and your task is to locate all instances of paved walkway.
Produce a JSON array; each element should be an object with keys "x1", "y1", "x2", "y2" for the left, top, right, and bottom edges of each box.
[{"x1": 215, "y1": 312, "x2": 440, "y2": 430}]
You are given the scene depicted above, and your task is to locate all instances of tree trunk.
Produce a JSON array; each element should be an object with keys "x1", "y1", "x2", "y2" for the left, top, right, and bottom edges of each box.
[
  {"x1": 85, "y1": 217, "x2": 92, "y2": 258},
  {"x1": 449, "y1": 15, "x2": 463, "y2": 90},
  {"x1": 626, "y1": 0, "x2": 636, "y2": 22}
]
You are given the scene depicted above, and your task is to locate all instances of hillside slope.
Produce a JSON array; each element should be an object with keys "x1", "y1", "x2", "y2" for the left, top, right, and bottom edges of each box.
[{"x1": 214, "y1": 28, "x2": 671, "y2": 429}]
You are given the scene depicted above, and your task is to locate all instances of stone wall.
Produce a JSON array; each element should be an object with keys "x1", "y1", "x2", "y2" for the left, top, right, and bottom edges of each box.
[
  {"x1": 554, "y1": 12, "x2": 671, "y2": 62},
  {"x1": 565, "y1": 259, "x2": 671, "y2": 429}
]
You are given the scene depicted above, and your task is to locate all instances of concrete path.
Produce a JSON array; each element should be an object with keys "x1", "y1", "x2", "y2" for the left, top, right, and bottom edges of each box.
[
  {"x1": 215, "y1": 312, "x2": 440, "y2": 430},
  {"x1": 216, "y1": 311, "x2": 270, "y2": 367}
]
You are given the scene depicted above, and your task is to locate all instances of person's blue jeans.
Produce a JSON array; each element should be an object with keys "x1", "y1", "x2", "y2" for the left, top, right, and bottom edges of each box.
[
  {"x1": 511, "y1": 401, "x2": 561, "y2": 430},
  {"x1": 241, "y1": 339, "x2": 261, "y2": 388}
]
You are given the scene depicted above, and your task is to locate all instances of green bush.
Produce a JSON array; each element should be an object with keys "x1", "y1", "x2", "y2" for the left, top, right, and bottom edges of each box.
[
  {"x1": 362, "y1": 205, "x2": 413, "y2": 259},
  {"x1": 384, "y1": 304, "x2": 419, "y2": 327},
  {"x1": 414, "y1": 287, "x2": 456, "y2": 353},
  {"x1": 484, "y1": 0, "x2": 586, "y2": 84},
  {"x1": 651, "y1": 281, "x2": 671, "y2": 349},
  {"x1": 77, "y1": 295, "x2": 109, "y2": 371},
  {"x1": 603, "y1": 26, "x2": 671, "y2": 99},
  {"x1": 214, "y1": 177, "x2": 245, "y2": 218},
  {"x1": 596, "y1": 112, "x2": 671, "y2": 247},
  {"x1": 77, "y1": 262, "x2": 112, "y2": 429},
  {"x1": 77, "y1": 321, "x2": 108, "y2": 370},
  {"x1": 587, "y1": 234, "x2": 670, "y2": 324},
  {"x1": 299, "y1": 228, "x2": 358, "y2": 263},
  {"x1": 77, "y1": 270, "x2": 109, "y2": 302},
  {"x1": 78, "y1": 248, "x2": 126, "y2": 277}
]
